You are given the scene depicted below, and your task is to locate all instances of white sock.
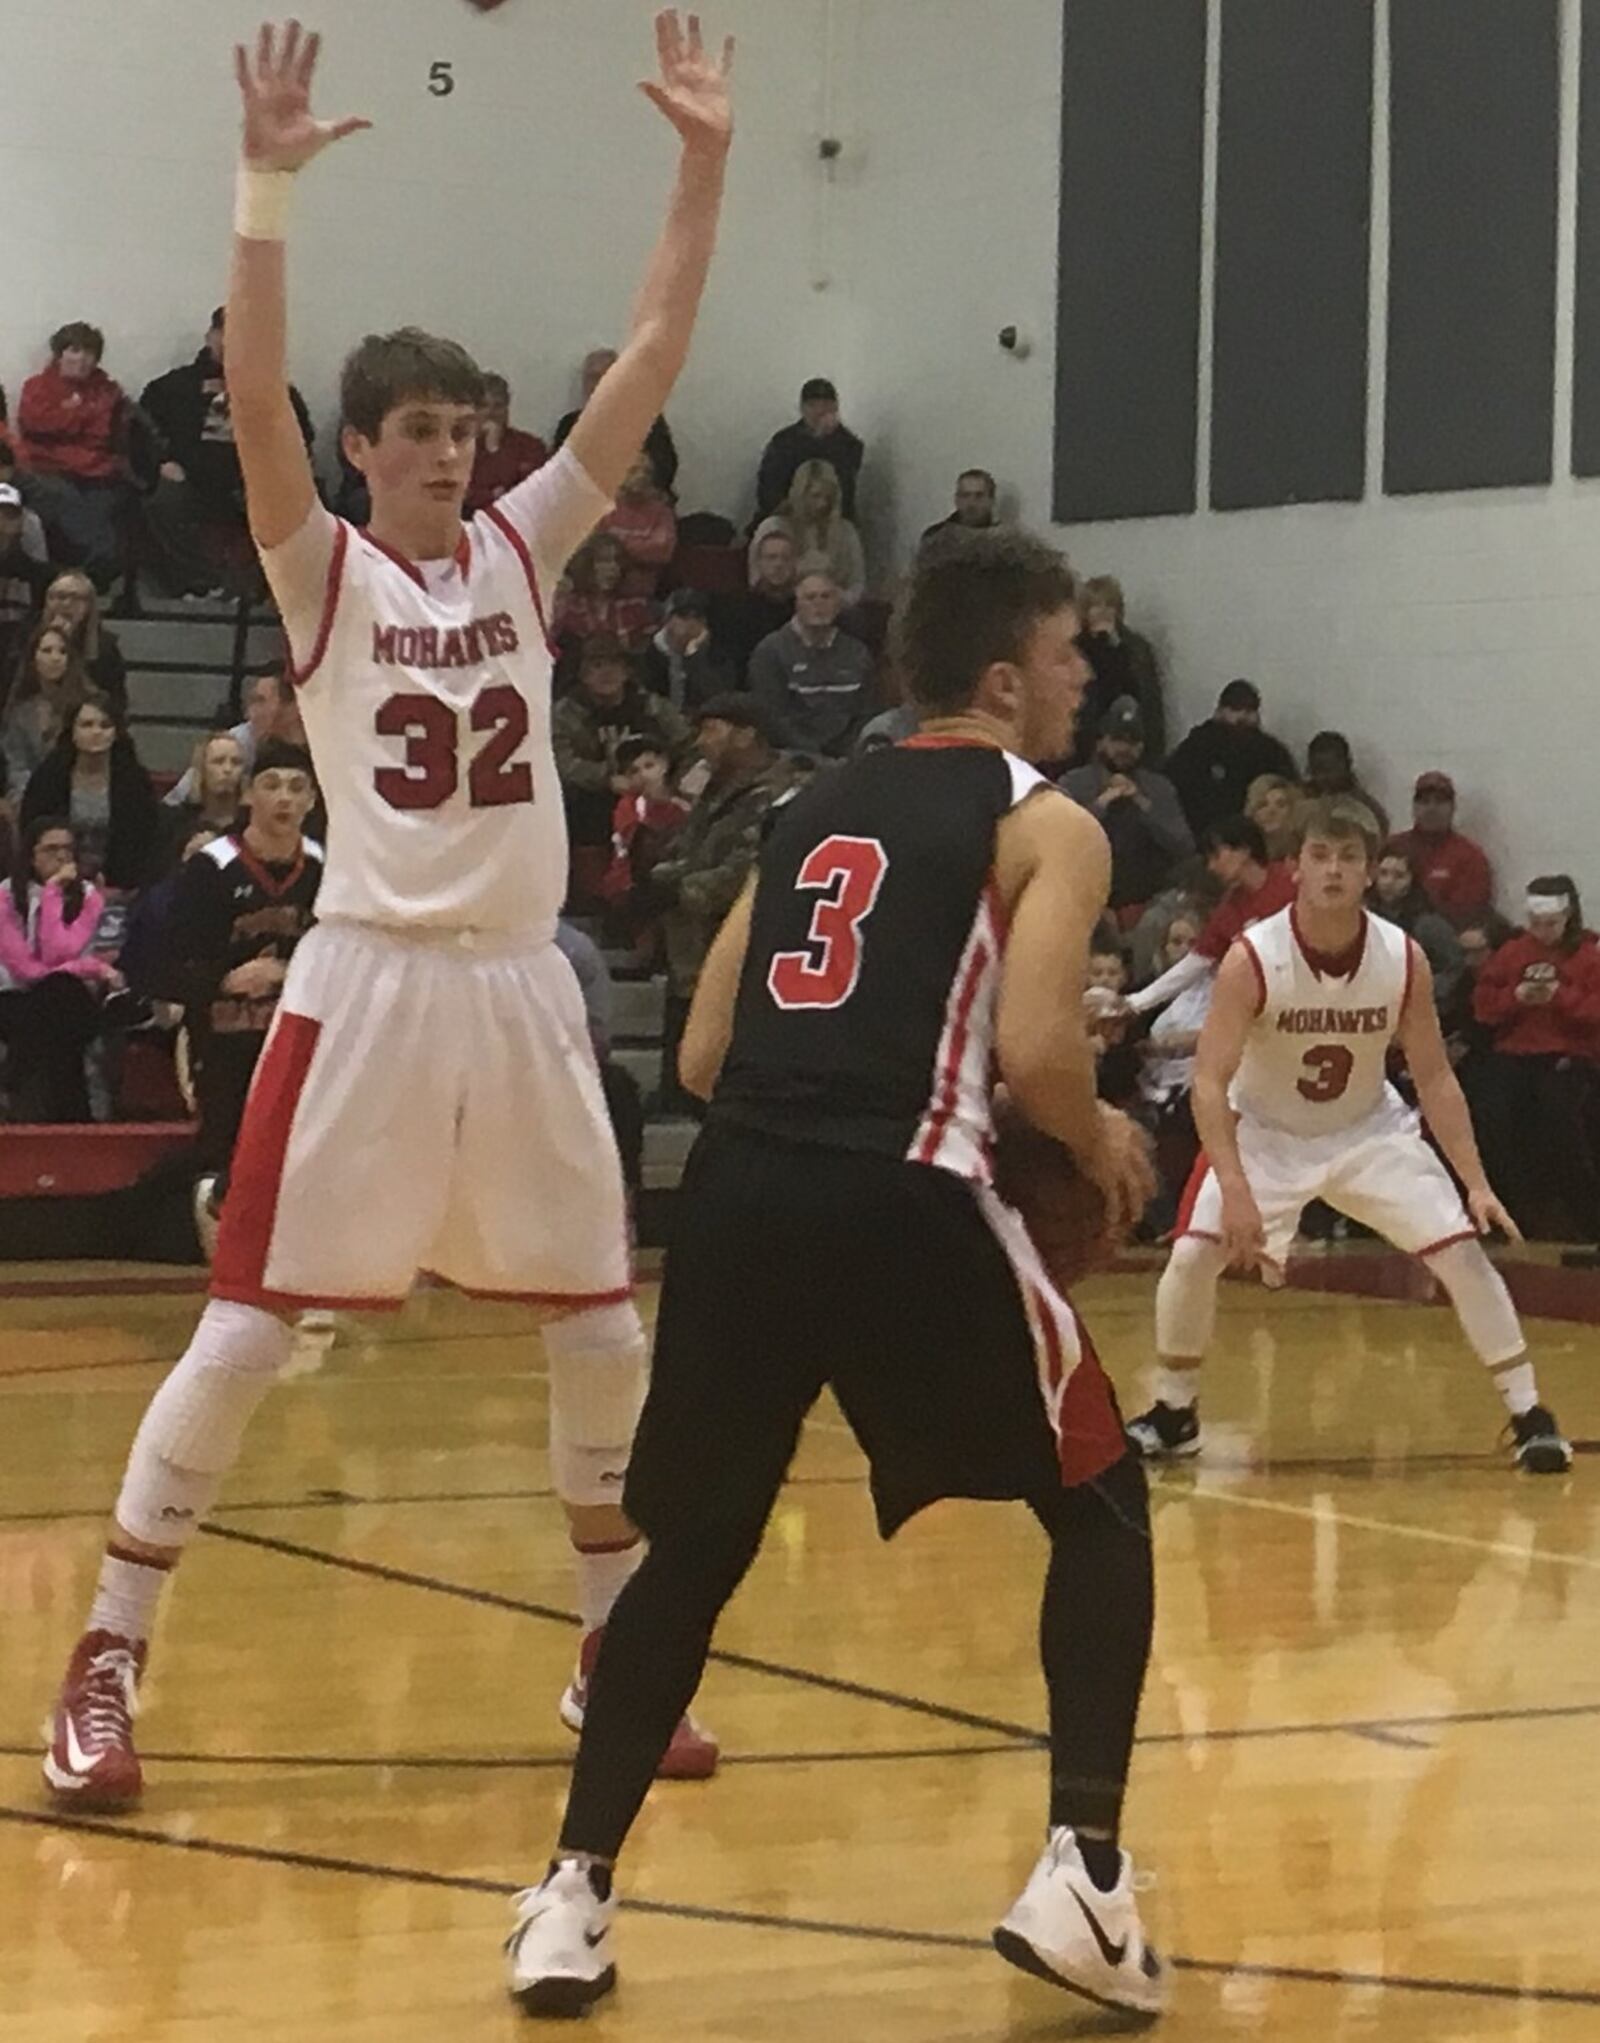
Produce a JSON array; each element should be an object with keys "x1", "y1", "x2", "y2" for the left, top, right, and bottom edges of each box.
[
  {"x1": 87, "y1": 1547, "x2": 173, "y2": 1644},
  {"x1": 572, "y1": 1539, "x2": 642, "y2": 1636},
  {"x1": 1493, "y1": 1360, "x2": 1538, "y2": 1418},
  {"x1": 1156, "y1": 1365, "x2": 1200, "y2": 1410}
]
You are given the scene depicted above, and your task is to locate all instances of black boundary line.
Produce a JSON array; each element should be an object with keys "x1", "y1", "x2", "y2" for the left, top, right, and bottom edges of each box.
[
  {"x1": 0, "y1": 1323, "x2": 554, "y2": 1384},
  {"x1": 2, "y1": 1806, "x2": 1596, "y2": 2009},
  {"x1": 199, "y1": 1521, "x2": 1044, "y2": 1742},
  {"x1": 0, "y1": 1738, "x2": 1031, "y2": 1774}
]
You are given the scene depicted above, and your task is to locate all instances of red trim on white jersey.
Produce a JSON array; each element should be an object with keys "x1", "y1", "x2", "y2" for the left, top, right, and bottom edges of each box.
[
  {"x1": 357, "y1": 527, "x2": 427, "y2": 590},
  {"x1": 1239, "y1": 935, "x2": 1268, "y2": 1015},
  {"x1": 210, "y1": 1011, "x2": 321, "y2": 1303},
  {"x1": 1291, "y1": 902, "x2": 1368, "y2": 982},
  {"x1": 1401, "y1": 935, "x2": 1419, "y2": 1023},
  {"x1": 481, "y1": 504, "x2": 554, "y2": 650},
  {"x1": 450, "y1": 1282, "x2": 636, "y2": 1307},
  {"x1": 909, "y1": 886, "x2": 1002, "y2": 1178},
  {"x1": 1416, "y1": 1227, "x2": 1477, "y2": 1260},
  {"x1": 287, "y1": 521, "x2": 349, "y2": 690}
]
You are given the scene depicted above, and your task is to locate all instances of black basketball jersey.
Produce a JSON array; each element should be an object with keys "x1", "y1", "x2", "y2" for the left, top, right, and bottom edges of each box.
[{"x1": 712, "y1": 739, "x2": 1047, "y2": 1177}]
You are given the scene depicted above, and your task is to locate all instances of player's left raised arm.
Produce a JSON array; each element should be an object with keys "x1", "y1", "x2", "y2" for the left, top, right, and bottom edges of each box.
[
  {"x1": 680, "y1": 872, "x2": 755, "y2": 1101},
  {"x1": 568, "y1": 11, "x2": 733, "y2": 500}
]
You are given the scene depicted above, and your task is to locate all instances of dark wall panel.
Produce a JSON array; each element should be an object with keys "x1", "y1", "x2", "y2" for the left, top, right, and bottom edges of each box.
[
  {"x1": 1573, "y1": 0, "x2": 1600, "y2": 473},
  {"x1": 1054, "y1": 0, "x2": 1206, "y2": 523},
  {"x1": 1211, "y1": 0, "x2": 1372, "y2": 511},
  {"x1": 1386, "y1": 0, "x2": 1559, "y2": 495}
]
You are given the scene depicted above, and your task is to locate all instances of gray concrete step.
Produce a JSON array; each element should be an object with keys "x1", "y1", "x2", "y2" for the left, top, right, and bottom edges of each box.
[
  {"x1": 612, "y1": 976, "x2": 666, "y2": 1041},
  {"x1": 642, "y1": 1116, "x2": 698, "y2": 1191}
]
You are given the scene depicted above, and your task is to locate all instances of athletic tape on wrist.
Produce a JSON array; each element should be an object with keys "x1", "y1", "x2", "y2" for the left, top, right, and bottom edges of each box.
[{"x1": 234, "y1": 168, "x2": 295, "y2": 241}]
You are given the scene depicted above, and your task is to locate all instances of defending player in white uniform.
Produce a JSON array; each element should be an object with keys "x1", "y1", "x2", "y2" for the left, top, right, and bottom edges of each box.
[
  {"x1": 44, "y1": 13, "x2": 735, "y2": 1813},
  {"x1": 1128, "y1": 795, "x2": 1572, "y2": 1474}
]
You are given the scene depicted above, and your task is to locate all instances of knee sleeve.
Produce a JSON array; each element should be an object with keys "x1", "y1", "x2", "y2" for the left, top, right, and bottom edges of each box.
[
  {"x1": 1426, "y1": 1239, "x2": 1527, "y2": 1367},
  {"x1": 1154, "y1": 1235, "x2": 1227, "y2": 1359},
  {"x1": 543, "y1": 1302, "x2": 648, "y2": 1507},
  {"x1": 115, "y1": 1300, "x2": 293, "y2": 1547}
]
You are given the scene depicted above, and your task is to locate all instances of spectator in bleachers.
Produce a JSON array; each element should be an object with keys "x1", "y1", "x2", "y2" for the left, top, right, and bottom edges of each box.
[
  {"x1": 1370, "y1": 845, "x2": 1465, "y2": 1018},
  {"x1": 748, "y1": 569, "x2": 876, "y2": 759},
  {"x1": 600, "y1": 736, "x2": 691, "y2": 961},
  {"x1": 163, "y1": 670, "x2": 285, "y2": 807},
  {"x1": 651, "y1": 693, "x2": 783, "y2": 1110},
  {"x1": 0, "y1": 441, "x2": 49, "y2": 562},
  {"x1": 139, "y1": 307, "x2": 314, "y2": 600},
  {"x1": 554, "y1": 635, "x2": 690, "y2": 901},
  {"x1": 1134, "y1": 911, "x2": 1210, "y2": 1228},
  {"x1": 1390, "y1": 770, "x2": 1494, "y2": 922},
  {"x1": 1244, "y1": 772, "x2": 1303, "y2": 862},
  {"x1": 0, "y1": 486, "x2": 53, "y2": 684},
  {"x1": 553, "y1": 534, "x2": 660, "y2": 668},
  {"x1": 15, "y1": 324, "x2": 129, "y2": 591},
  {"x1": 464, "y1": 372, "x2": 547, "y2": 516},
  {"x1": 1079, "y1": 574, "x2": 1168, "y2": 763},
  {"x1": 1448, "y1": 908, "x2": 1518, "y2": 1068},
  {"x1": 711, "y1": 528, "x2": 797, "y2": 683},
  {"x1": 42, "y1": 570, "x2": 127, "y2": 712},
  {"x1": 1165, "y1": 679, "x2": 1299, "y2": 838},
  {"x1": 556, "y1": 917, "x2": 646, "y2": 1200},
  {"x1": 2, "y1": 623, "x2": 91, "y2": 804},
  {"x1": 642, "y1": 588, "x2": 733, "y2": 715},
  {"x1": 756, "y1": 377, "x2": 865, "y2": 522},
  {"x1": 1469, "y1": 877, "x2": 1600, "y2": 1240},
  {"x1": 160, "y1": 733, "x2": 246, "y2": 871},
  {"x1": 753, "y1": 460, "x2": 865, "y2": 607},
  {"x1": 1125, "y1": 815, "x2": 1295, "y2": 1019},
  {"x1": 0, "y1": 813, "x2": 123, "y2": 1120},
  {"x1": 1304, "y1": 730, "x2": 1388, "y2": 837},
  {"x1": 602, "y1": 453, "x2": 678, "y2": 597},
  {"x1": 919, "y1": 469, "x2": 999, "y2": 551},
  {"x1": 552, "y1": 347, "x2": 678, "y2": 495},
  {"x1": 1060, "y1": 696, "x2": 1193, "y2": 922},
  {"x1": 21, "y1": 690, "x2": 160, "y2": 893},
  {"x1": 857, "y1": 699, "x2": 919, "y2": 749}
]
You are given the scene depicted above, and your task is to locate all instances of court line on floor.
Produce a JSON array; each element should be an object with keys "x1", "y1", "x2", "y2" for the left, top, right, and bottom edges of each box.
[
  {"x1": 199, "y1": 1522, "x2": 1044, "y2": 1742},
  {"x1": 0, "y1": 1737, "x2": 1035, "y2": 1774},
  {"x1": 2, "y1": 1805, "x2": 1596, "y2": 2010},
  {"x1": 1182, "y1": 1481, "x2": 1600, "y2": 1572}
]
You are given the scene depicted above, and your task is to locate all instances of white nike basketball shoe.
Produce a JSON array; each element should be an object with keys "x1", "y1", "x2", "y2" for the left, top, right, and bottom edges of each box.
[
  {"x1": 993, "y1": 1826, "x2": 1167, "y2": 2018},
  {"x1": 506, "y1": 1859, "x2": 617, "y2": 2018}
]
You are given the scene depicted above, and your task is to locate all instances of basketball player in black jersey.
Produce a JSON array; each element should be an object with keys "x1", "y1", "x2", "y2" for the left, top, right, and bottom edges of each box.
[{"x1": 507, "y1": 530, "x2": 1166, "y2": 2021}]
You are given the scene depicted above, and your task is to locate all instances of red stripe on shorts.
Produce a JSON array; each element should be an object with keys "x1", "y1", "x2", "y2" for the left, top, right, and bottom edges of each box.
[
  {"x1": 211, "y1": 1013, "x2": 322, "y2": 1304},
  {"x1": 1053, "y1": 1313, "x2": 1128, "y2": 1487},
  {"x1": 1175, "y1": 1149, "x2": 1212, "y2": 1236}
]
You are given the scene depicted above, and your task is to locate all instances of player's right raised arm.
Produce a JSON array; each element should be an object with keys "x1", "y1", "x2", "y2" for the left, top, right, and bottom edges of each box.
[{"x1": 227, "y1": 23, "x2": 370, "y2": 551}]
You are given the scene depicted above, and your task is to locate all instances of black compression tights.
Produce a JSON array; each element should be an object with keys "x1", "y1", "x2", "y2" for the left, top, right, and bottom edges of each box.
[{"x1": 558, "y1": 1451, "x2": 1154, "y2": 1864}]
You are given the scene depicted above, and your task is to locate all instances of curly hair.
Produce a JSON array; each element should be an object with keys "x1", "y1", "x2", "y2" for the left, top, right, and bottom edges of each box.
[{"x1": 893, "y1": 527, "x2": 1079, "y2": 714}]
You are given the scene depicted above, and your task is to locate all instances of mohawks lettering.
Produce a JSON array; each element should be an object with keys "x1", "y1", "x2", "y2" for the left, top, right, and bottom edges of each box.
[
  {"x1": 1276, "y1": 1006, "x2": 1390, "y2": 1036},
  {"x1": 372, "y1": 614, "x2": 520, "y2": 669}
]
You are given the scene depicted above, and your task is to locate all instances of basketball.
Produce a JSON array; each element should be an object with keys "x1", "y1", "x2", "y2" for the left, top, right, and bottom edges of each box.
[{"x1": 992, "y1": 1097, "x2": 1116, "y2": 1288}]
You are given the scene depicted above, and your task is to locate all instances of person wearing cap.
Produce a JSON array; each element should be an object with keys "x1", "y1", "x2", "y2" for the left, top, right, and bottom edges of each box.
[
  {"x1": 0, "y1": 440, "x2": 49, "y2": 564},
  {"x1": 650, "y1": 692, "x2": 783, "y2": 1108},
  {"x1": 1391, "y1": 771, "x2": 1495, "y2": 921},
  {"x1": 1164, "y1": 678, "x2": 1299, "y2": 838},
  {"x1": 642, "y1": 586, "x2": 733, "y2": 715},
  {"x1": 139, "y1": 309, "x2": 314, "y2": 599},
  {"x1": 0, "y1": 484, "x2": 54, "y2": 690},
  {"x1": 1059, "y1": 697, "x2": 1192, "y2": 918},
  {"x1": 552, "y1": 635, "x2": 691, "y2": 903},
  {"x1": 755, "y1": 377, "x2": 866, "y2": 522},
  {"x1": 747, "y1": 568, "x2": 876, "y2": 759}
]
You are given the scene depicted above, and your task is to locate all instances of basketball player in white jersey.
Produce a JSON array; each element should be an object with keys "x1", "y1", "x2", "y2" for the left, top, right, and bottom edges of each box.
[
  {"x1": 44, "y1": 13, "x2": 733, "y2": 1812},
  {"x1": 1128, "y1": 796, "x2": 1572, "y2": 1474}
]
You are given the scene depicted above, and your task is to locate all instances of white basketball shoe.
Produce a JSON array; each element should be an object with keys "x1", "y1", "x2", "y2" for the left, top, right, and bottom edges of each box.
[
  {"x1": 993, "y1": 1827, "x2": 1167, "y2": 2019},
  {"x1": 506, "y1": 1860, "x2": 617, "y2": 2018}
]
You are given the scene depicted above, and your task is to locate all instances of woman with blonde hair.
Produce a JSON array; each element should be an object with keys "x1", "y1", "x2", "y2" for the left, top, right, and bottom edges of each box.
[
  {"x1": 161, "y1": 731, "x2": 246, "y2": 870},
  {"x1": 752, "y1": 456, "x2": 865, "y2": 605},
  {"x1": 42, "y1": 569, "x2": 127, "y2": 712},
  {"x1": 1244, "y1": 773, "x2": 1302, "y2": 861}
]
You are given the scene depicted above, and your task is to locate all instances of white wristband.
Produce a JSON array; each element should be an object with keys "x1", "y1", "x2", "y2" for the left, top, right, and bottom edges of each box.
[{"x1": 234, "y1": 167, "x2": 294, "y2": 241}]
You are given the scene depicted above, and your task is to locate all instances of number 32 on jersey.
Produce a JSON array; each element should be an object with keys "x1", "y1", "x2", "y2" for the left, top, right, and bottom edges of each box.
[
  {"x1": 768, "y1": 835, "x2": 888, "y2": 1011},
  {"x1": 373, "y1": 685, "x2": 533, "y2": 811}
]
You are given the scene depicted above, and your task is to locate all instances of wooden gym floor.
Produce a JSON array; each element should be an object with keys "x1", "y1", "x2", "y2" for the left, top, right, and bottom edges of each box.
[{"x1": 2, "y1": 1262, "x2": 1597, "y2": 2040}]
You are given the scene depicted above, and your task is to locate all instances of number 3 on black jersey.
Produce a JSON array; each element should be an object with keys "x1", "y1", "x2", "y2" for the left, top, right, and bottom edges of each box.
[{"x1": 767, "y1": 835, "x2": 888, "y2": 1011}]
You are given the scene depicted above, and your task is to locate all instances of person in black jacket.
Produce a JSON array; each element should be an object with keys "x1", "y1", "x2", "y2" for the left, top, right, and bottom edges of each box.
[
  {"x1": 1163, "y1": 679, "x2": 1299, "y2": 839},
  {"x1": 551, "y1": 347, "x2": 679, "y2": 495},
  {"x1": 755, "y1": 377, "x2": 865, "y2": 522},
  {"x1": 642, "y1": 587, "x2": 734, "y2": 714},
  {"x1": 20, "y1": 691, "x2": 160, "y2": 892},
  {"x1": 139, "y1": 309, "x2": 315, "y2": 597}
]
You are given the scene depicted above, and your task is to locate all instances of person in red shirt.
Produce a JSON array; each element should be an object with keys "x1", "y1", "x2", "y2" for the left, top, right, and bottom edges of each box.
[
  {"x1": 463, "y1": 372, "x2": 547, "y2": 515},
  {"x1": 601, "y1": 452, "x2": 678, "y2": 596},
  {"x1": 16, "y1": 322, "x2": 129, "y2": 591},
  {"x1": 1125, "y1": 814, "x2": 1296, "y2": 1019},
  {"x1": 1390, "y1": 770, "x2": 1494, "y2": 922},
  {"x1": 1468, "y1": 875, "x2": 1600, "y2": 1239},
  {"x1": 552, "y1": 533, "x2": 662, "y2": 678}
]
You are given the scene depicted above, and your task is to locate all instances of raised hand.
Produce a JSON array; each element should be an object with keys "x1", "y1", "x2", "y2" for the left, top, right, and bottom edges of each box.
[
  {"x1": 235, "y1": 21, "x2": 371, "y2": 172},
  {"x1": 640, "y1": 10, "x2": 734, "y2": 152}
]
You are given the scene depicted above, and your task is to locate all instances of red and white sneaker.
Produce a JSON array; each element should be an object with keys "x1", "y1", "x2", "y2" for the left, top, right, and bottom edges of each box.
[
  {"x1": 42, "y1": 1631, "x2": 147, "y2": 1813},
  {"x1": 559, "y1": 1626, "x2": 720, "y2": 1780}
]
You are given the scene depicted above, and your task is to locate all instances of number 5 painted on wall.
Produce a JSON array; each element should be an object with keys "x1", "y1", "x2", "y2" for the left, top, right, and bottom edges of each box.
[{"x1": 428, "y1": 61, "x2": 456, "y2": 96}]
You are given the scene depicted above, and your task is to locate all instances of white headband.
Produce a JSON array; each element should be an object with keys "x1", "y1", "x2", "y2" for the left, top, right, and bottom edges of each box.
[{"x1": 1526, "y1": 893, "x2": 1570, "y2": 918}]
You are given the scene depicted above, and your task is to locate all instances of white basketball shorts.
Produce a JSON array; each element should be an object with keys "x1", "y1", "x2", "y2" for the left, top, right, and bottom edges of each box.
[
  {"x1": 1177, "y1": 1094, "x2": 1474, "y2": 1270},
  {"x1": 211, "y1": 921, "x2": 631, "y2": 1314}
]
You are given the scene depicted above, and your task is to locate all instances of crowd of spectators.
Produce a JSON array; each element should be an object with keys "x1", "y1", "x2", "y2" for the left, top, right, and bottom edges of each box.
[{"x1": 3, "y1": 314, "x2": 1599, "y2": 1264}]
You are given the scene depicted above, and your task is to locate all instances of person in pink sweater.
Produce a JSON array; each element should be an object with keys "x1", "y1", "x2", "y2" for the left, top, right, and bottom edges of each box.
[{"x1": 0, "y1": 813, "x2": 121, "y2": 1120}]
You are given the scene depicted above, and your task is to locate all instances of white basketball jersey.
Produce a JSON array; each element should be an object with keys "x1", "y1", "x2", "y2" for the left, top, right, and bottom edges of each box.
[
  {"x1": 1232, "y1": 908, "x2": 1413, "y2": 1135},
  {"x1": 283, "y1": 493, "x2": 584, "y2": 937}
]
